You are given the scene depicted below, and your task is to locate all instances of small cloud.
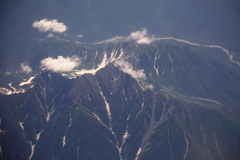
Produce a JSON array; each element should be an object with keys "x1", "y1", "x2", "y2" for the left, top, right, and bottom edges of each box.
[
  {"x1": 115, "y1": 59, "x2": 146, "y2": 81},
  {"x1": 129, "y1": 31, "x2": 144, "y2": 40},
  {"x1": 76, "y1": 34, "x2": 83, "y2": 38},
  {"x1": 47, "y1": 33, "x2": 54, "y2": 38},
  {"x1": 21, "y1": 63, "x2": 33, "y2": 74},
  {"x1": 128, "y1": 28, "x2": 154, "y2": 44},
  {"x1": 115, "y1": 59, "x2": 154, "y2": 90},
  {"x1": 40, "y1": 55, "x2": 81, "y2": 72},
  {"x1": 97, "y1": 28, "x2": 154, "y2": 44},
  {"x1": 136, "y1": 37, "x2": 153, "y2": 44},
  {"x1": 102, "y1": 36, "x2": 126, "y2": 43},
  {"x1": 142, "y1": 83, "x2": 154, "y2": 90},
  {"x1": 32, "y1": 19, "x2": 67, "y2": 33},
  {"x1": 5, "y1": 72, "x2": 11, "y2": 75}
]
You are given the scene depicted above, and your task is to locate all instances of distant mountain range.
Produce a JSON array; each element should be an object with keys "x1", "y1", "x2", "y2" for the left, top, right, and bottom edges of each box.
[
  {"x1": 1, "y1": 0, "x2": 240, "y2": 160},
  {"x1": 1, "y1": 41, "x2": 240, "y2": 160}
]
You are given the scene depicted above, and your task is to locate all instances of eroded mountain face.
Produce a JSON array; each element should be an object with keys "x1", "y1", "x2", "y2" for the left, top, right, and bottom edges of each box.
[
  {"x1": 27, "y1": 41, "x2": 240, "y2": 106},
  {"x1": 0, "y1": 41, "x2": 240, "y2": 160},
  {"x1": 1, "y1": 1, "x2": 240, "y2": 159}
]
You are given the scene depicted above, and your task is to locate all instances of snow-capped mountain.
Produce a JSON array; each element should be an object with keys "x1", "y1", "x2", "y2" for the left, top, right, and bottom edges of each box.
[
  {"x1": 1, "y1": 0, "x2": 240, "y2": 160},
  {"x1": 1, "y1": 40, "x2": 240, "y2": 160}
]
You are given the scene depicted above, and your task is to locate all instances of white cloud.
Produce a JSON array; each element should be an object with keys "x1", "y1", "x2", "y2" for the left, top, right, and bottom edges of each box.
[
  {"x1": 115, "y1": 59, "x2": 146, "y2": 81},
  {"x1": 21, "y1": 63, "x2": 33, "y2": 74},
  {"x1": 136, "y1": 37, "x2": 153, "y2": 44},
  {"x1": 32, "y1": 19, "x2": 67, "y2": 33},
  {"x1": 76, "y1": 34, "x2": 83, "y2": 38},
  {"x1": 5, "y1": 72, "x2": 11, "y2": 75},
  {"x1": 47, "y1": 33, "x2": 54, "y2": 38},
  {"x1": 128, "y1": 28, "x2": 148, "y2": 41},
  {"x1": 40, "y1": 55, "x2": 81, "y2": 72},
  {"x1": 97, "y1": 28, "x2": 154, "y2": 44},
  {"x1": 129, "y1": 28, "x2": 154, "y2": 44},
  {"x1": 102, "y1": 36, "x2": 125, "y2": 43},
  {"x1": 115, "y1": 59, "x2": 154, "y2": 90},
  {"x1": 142, "y1": 82, "x2": 154, "y2": 90}
]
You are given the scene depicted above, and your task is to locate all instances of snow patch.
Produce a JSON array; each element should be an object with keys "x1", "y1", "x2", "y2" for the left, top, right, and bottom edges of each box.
[
  {"x1": 92, "y1": 112, "x2": 101, "y2": 121},
  {"x1": 68, "y1": 113, "x2": 72, "y2": 128},
  {"x1": 19, "y1": 76, "x2": 35, "y2": 86},
  {"x1": 29, "y1": 144, "x2": 35, "y2": 160},
  {"x1": 75, "y1": 52, "x2": 108, "y2": 75},
  {"x1": 29, "y1": 130, "x2": 43, "y2": 160},
  {"x1": 0, "y1": 88, "x2": 12, "y2": 95},
  {"x1": 46, "y1": 107, "x2": 56, "y2": 122},
  {"x1": 100, "y1": 91, "x2": 112, "y2": 129},
  {"x1": 135, "y1": 148, "x2": 142, "y2": 160},
  {"x1": 1, "y1": 83, "x2": 26, "y2": 95},
  {"x1": 19, "y1": 121, "x2": 24, "y2": 130},
  {"x1": 63, "y1": 135, "x2": 66, "y2": 146},
  {"x1": 153, "y1": 56, "x2": 159, "y2": 76},
  {"x1": 168, "y1": 54, "x2": 173, "y2": 63}
]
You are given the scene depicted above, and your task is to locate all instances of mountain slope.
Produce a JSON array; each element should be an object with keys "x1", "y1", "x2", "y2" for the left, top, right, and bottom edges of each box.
[
  {"x1": 1, "y1": 62, "x2": 240, "y2": 160},
  {"x1": 1, "y1": 1, "x2": 240, "y2": 159},
  {"x1": 26, "y1": 41, "x2": 240, "y2": 107}
]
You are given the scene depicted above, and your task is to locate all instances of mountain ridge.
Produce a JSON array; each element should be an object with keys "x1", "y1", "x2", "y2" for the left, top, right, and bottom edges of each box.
[
  {"x1": 1, "y1": 1, "x2": 240, "y2": 159},
  {"x1": 2, "y1": 40, "x2": 240, "y2": 107},
  {"x1": 1, "y1": 61, "x2": 240, "y2": 160}
]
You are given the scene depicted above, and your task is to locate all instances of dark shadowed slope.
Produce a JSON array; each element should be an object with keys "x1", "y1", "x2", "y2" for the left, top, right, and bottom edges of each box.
[{"x1": 1, "y1": 60, "x2": 240, "y2": 159}]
